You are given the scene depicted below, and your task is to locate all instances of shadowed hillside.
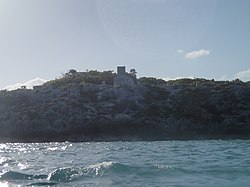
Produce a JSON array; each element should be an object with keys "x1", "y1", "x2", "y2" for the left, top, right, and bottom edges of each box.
[{"x1": 0, "y1": 69, "x2": 250, "y2": 142}]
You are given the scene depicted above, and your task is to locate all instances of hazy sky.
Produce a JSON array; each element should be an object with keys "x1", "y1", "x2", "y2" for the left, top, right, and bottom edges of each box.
[{"x1": 0, "y1": 0, "x2": 250, "y2": 89}]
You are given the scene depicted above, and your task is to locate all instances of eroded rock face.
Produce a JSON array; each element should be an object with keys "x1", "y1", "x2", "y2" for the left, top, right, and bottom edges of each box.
[
  {"x1": 0, "y1": 78, "x2": 250, "y2": 142},
  {"x1": 113, "y1": 74, "x2": 136, "y2": 88}
]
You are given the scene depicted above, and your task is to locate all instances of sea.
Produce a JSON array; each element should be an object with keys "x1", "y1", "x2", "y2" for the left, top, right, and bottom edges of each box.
[{"x1": 0, "y1": 140, "x2": 250, "y2": 187}]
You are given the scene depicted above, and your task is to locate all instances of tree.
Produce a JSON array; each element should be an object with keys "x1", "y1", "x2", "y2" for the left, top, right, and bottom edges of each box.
[
  {"x1": 130, "y1": 69, "x2": 137, "y2": 78},
  {"x1": 65, "y1": 69, "x2": 77, "y2": 78}
]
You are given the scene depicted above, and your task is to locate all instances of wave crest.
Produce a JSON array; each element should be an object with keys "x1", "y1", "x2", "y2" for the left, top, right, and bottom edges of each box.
[
  {"x1": 0, "y1": 161, "x2": 172, "y2": 185},
  {"x1": 47, "y1": 161, "x2": 118, "y2": 182}
]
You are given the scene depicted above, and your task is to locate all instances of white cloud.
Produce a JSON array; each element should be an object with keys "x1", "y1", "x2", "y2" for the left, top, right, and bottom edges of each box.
[
  {"x1": 163, "y1": 76, "x2": 195, "y2": 81},
  {"x1": 4, "y1": 78, "x2": 47, "y2": 91},
  {"x1": 234, "y1": 68, "x2": 250, "y2": 81},
  {"x1": 176, "y1": 49, "x2": 185, "y2": 54},
  {"x1": 184, "y1": 49, "x2": 210, "y2": 60},
  {"x1": 218, "y1": 75, "x2": 228, "y2": 81}
]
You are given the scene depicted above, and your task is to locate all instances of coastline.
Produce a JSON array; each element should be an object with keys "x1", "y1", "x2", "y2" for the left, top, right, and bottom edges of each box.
[{"x1": 0, "y1": 69, "x2": 249, "y2": 143}]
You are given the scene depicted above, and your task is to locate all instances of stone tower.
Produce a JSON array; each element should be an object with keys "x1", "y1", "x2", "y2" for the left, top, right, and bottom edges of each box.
[
  {"x1": 113, "y1": 66, "x2": 136, "y2": 88},
  {"x1": 117, "y1": 66, "x2": 126, "y2": 74}
]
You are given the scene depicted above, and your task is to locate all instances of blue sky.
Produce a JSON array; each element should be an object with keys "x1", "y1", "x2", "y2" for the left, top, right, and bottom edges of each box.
[{"x1": 0, "y1": 0, "x2": 250, "y2": 89}]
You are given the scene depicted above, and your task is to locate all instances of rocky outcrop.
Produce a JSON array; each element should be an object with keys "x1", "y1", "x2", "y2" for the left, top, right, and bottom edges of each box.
[
  {"x1": 0, "y1": 77, "x2": 250, "y2": 142},
  {"x1": 113, "y1": 74, "x2": 136, "y2": 88}
]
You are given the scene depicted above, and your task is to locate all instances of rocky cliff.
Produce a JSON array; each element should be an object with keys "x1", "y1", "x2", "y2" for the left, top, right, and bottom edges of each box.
[{"x1": 0, "y1": 71, "x2": 250, "y2": 142}]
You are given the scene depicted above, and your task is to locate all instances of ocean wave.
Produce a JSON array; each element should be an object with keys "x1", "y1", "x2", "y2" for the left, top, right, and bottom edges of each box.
[
  {"x1": 0, "y1": 162, "x2": 129, "y2": 183},
  {"x1": 0, "y1": 170, "x2": 47, "y2": 180},
  {"x1": 47, "y1": 161, "x2": 133, "y2": 182},
  {"x1": 0, "y1": 161, "x2": 173, "y2": 185}
]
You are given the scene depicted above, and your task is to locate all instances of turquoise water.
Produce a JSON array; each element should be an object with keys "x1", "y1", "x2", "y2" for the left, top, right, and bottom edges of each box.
[{"x1": 0, "y1": 140, "x2": 250, "y2": 186}]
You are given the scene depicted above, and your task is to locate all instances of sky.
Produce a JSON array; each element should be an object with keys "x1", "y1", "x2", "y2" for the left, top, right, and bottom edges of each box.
[{"x1": 0, "y1": 0, "x2": 250, "y2": 89}]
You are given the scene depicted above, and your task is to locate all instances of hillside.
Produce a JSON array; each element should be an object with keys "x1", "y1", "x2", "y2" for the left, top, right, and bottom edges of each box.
[{"x1": 0, "y1": 69, "x2": 250, "y2": 142}]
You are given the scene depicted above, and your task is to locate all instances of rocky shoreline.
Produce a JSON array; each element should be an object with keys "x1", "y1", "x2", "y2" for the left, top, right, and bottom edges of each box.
[{"x1": 0, "y1": 69, "x2": 250, "y2": 142}]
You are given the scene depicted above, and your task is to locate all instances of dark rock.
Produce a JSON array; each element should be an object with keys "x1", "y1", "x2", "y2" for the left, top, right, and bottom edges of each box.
[{"x1": 0, "y1": 75, "x2": 250, "y2": 142}]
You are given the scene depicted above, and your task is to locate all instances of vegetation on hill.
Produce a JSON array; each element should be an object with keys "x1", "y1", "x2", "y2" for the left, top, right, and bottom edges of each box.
[
  {"x1": 45, "y1": 69, "x2": 116, "y2": 87},
  {"x1": 0, "y1": 69, "x2": 250, "y2": 142}
]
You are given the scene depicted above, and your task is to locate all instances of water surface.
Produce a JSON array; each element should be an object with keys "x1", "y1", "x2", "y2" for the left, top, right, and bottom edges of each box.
[{"x1": 0, "y1": 140, "x2": 249, "y2": 186}]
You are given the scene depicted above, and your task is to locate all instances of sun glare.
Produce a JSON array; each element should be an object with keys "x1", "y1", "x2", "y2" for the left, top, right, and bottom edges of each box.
[{"x1": 0, "y1": 182, "x2": 9, "y2": 187}]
